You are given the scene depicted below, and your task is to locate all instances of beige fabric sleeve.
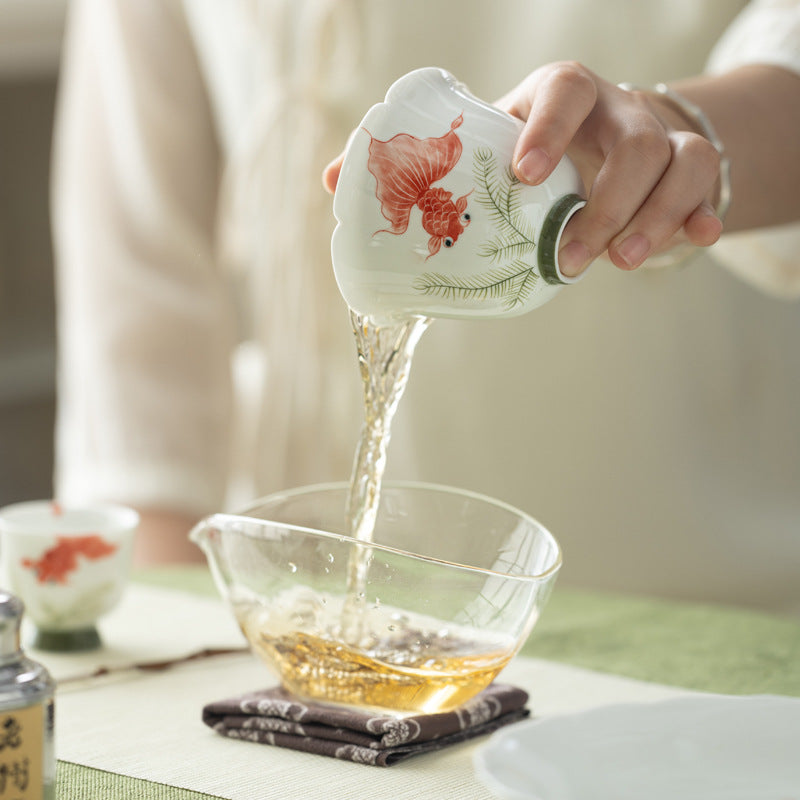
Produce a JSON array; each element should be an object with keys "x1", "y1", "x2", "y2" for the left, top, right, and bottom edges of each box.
[
  {"x1": 707, "y1": 0, "x2": 800, "y2": 297},
  {"x1": 52, "y1": 0, "x2": 235, "y2": 514}
]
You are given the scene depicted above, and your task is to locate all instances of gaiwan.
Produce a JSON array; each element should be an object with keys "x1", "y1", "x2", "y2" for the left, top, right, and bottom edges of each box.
[{"x1": 331, "y1": 67, "x2": 586, "y2": 325}]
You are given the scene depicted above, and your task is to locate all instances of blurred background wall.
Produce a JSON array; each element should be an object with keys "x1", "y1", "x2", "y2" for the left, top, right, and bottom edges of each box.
[{"x1": 0, "y1": 0, "x2": 66, "y2": 506}]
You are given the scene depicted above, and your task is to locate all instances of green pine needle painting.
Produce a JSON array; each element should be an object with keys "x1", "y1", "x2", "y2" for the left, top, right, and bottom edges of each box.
[{"x1": 413, "y1": 148, "x2": 539, "y2": 309}]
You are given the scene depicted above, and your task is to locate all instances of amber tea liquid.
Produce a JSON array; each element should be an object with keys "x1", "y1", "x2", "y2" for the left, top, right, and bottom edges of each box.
[{"x1": 237, "y1": 596, "x2": 514, "y2": 714}]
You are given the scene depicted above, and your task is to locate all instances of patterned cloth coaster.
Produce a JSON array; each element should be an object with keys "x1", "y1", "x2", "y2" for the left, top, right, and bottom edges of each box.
[{"x1": 202, "y1": 683, "x2": 530, "y2": 766}]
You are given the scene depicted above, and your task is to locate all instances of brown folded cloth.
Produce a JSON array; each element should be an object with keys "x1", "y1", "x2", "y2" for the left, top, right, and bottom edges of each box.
[{"x1": 202, "y1": 683, "x2": 530, "y2": 766}]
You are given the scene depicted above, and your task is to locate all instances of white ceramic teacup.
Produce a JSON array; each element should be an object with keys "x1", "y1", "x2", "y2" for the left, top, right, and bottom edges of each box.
[
  {"x1": 0, "y1": 500, "x2": 138, "y2": 651},
  {"x1": 332, "y1": 67, "x2": 586, "y2": 324}
]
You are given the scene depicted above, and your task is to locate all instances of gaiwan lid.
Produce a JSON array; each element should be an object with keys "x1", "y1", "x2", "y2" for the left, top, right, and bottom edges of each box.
[{"x1": 331, "y1": 67, "x2": 585, "y2": 324}]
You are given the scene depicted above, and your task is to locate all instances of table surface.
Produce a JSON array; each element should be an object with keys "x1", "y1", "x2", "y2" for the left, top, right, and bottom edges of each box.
[{"x1": 55, "y1": 566, "x2": 800, "y2": 800}]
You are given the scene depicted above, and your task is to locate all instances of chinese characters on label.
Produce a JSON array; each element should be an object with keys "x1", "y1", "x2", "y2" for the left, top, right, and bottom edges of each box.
[{"x1": 0, "y1": 708, "x2": 42, "y2": 799}]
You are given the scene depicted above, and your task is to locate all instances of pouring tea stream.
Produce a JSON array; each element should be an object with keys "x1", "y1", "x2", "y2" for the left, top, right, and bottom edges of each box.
[{"x1": 333, "y1": 67, "x2": 580, "y2": 628}]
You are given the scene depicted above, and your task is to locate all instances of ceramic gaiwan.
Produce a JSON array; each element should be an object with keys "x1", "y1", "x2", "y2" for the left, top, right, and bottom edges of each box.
[{"x1": 332, "y1": 67, "x2": 586, "y2": 323}]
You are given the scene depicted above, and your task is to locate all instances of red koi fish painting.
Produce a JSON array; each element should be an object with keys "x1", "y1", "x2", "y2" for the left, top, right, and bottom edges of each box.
[
  {"x1": 364, "y1": 113, "x2": 471, "y2": 258},
  {"x1": 22, "y1": 535, "x2": 118, "y2": 584}
]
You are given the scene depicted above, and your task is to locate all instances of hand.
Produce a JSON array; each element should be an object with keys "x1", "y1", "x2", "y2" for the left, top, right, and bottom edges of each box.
[
  {"x1": 322, "y1": 60, "x2": 724, "y2": 276},
  {"x1": 497, "y1": 61, "x2": 723, "y2": 276},
  {"x1": 133, "y1": 509, "x2": 204, "y2": 566}
]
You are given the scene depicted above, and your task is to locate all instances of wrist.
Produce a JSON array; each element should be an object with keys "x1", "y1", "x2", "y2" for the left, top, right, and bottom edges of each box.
[
  {"x1": 619, "y1": 82, "x2": 731, "y2": 225},
  {"x1": 644, "y1": 87, "x2": 707, "y2": 137}
]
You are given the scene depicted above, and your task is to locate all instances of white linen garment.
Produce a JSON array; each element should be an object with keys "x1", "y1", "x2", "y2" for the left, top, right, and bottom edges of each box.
[{"x1": 53, "y1": 0, "x2": 800, "y2": 613}]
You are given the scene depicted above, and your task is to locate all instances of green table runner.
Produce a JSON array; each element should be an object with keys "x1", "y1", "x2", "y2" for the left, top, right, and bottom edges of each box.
[
  {"x1": 133, "y1": 566, "x2": 800, "y2": 696},
  {"x1": 56, "y1": 567, "x2": 800, "y2": 799},
  {"x1": 525, "y1": 588, "x2": 800, "y2": 697}
]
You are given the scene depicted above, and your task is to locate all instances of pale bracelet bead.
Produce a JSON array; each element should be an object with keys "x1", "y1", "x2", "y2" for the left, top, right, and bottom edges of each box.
[{"x1": 618, "y1": 82, "x2": 732, "y2": 267}]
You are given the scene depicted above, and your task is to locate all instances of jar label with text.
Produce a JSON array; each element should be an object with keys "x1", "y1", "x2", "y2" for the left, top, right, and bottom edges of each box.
[{"x1": 0, "y1": 704, "x2": 43, "y2": 799}]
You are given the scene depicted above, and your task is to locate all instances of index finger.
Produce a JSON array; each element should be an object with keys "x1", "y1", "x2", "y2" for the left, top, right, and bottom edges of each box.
[{"x1": 504, "y1": 63, "x2": 598, "y2": 185}]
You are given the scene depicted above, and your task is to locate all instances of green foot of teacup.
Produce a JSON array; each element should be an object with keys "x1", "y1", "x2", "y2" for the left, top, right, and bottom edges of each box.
[{"x1": 31, "y1": 625, "x2": 102, "y2": 652}]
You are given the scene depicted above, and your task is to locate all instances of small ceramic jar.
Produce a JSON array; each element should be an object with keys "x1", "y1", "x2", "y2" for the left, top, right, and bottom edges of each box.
[
  {"x1": 0, "y1": 593, "x2": 56, "y2": 797},
  {"x1": 332, "y1": 67, "x2": 586, "y2": 324}
]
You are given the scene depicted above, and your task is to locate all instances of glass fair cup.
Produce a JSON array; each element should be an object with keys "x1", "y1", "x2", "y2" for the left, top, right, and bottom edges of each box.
[
  {"x1": 191, "y1": 482, "x2": 561, "y2": 714},
  {"x1": 0, "y1": 501, "x2": 138, "y2": 651},
  {"x1": 331, "y1": 67, "x2": 586, "y2": 324}
]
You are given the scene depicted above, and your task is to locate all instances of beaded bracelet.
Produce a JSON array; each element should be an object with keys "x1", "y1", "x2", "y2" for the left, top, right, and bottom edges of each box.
[{"x1": 618, "y1": 82, "x2": 732, "y2": 266}]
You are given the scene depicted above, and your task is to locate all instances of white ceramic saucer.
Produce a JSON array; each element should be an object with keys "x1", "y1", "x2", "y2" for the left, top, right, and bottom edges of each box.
[{"x1": 474, "y1": 693, "x2": 800, "y2": 800}]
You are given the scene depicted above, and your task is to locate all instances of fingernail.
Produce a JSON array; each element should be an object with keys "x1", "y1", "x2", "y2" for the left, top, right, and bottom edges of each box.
[
  {"x1": 617, "y1": 234, "x2": 651, "y2": 268},
  {"x1": 516, "y1": 148, "x2": 551, "y2": 184},
  {"x1": 558, "y1": 241, "x2": 592, "y2": 277}
]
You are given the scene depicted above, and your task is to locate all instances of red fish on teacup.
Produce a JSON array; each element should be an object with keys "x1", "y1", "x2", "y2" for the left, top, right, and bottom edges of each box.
[{"x1": 364, "y1": 113, "x2": 472, "y2": 258}]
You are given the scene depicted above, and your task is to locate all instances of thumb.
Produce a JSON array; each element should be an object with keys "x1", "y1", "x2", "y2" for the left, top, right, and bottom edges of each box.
[{"x1": 322, "y1": 154, "x2": 344, "y2": 194}]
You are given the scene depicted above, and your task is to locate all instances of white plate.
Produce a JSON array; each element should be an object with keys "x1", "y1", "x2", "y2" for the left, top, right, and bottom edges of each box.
[{"x1": 474, "y1": 694, "x2": 800, "y2": 800}]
